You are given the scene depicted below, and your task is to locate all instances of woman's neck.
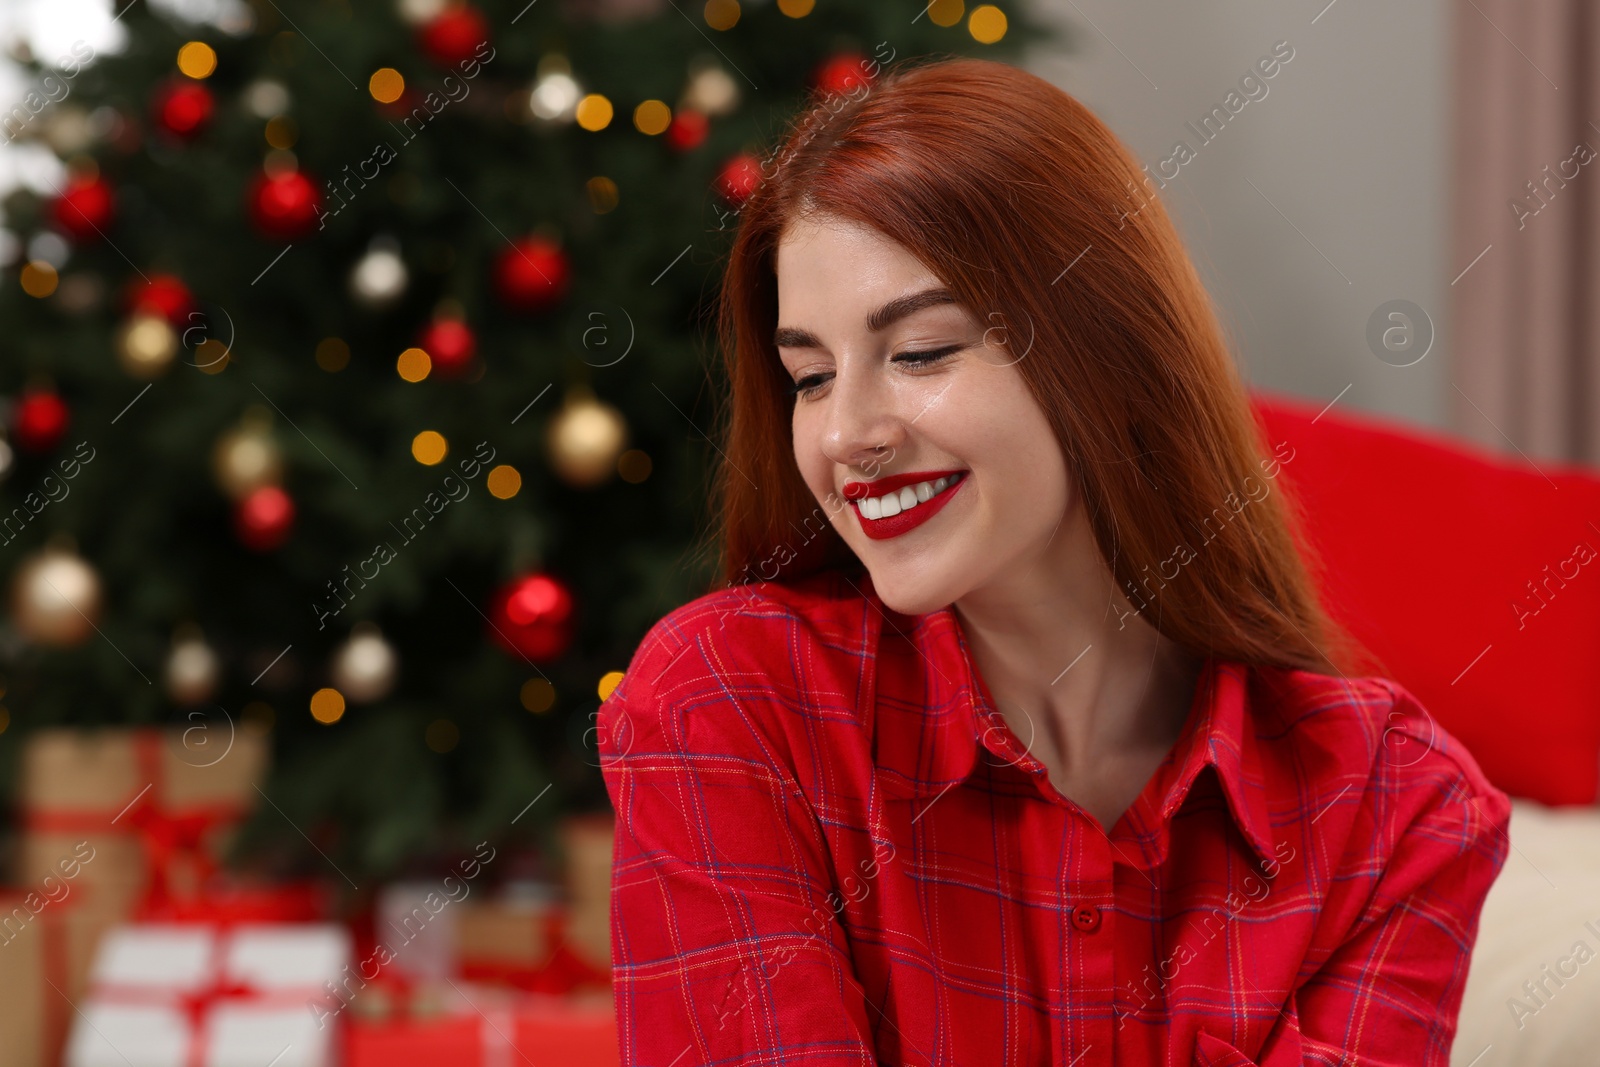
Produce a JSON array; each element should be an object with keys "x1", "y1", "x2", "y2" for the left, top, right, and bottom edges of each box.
[{"x1": 951, "y1": 506, "x2": 1202, "y2": 780}]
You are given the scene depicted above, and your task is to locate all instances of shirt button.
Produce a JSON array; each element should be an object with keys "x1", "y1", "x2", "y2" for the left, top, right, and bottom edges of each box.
[{"x1": 1071, "y1": 903, "x2": 1102, "y2": 933}]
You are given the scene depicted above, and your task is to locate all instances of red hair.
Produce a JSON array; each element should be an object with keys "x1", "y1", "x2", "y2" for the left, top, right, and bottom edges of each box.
[{"x1": 701, "y1": 55, "x2": 1373, "y2": 677}]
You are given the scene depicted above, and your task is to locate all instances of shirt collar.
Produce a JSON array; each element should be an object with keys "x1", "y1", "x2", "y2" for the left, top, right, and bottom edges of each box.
[{"x1": 863, "y1": 576, "x2": 1279, "y2": 870}]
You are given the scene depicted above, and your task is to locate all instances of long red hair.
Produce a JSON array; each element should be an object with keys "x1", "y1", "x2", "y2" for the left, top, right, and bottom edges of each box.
[{"x1": 701, "y1": 55, "x2": 1373, "y2": 678}]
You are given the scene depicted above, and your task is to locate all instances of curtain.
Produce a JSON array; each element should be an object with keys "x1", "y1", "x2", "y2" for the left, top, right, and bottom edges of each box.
[{"x1": 1451, "y1": 0, "x2": 1600, "y2": 464}]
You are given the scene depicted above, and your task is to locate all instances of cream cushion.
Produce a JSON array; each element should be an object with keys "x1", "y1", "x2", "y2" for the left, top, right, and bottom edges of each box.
[{"x1": 1452, "y1": 798, "x2": 1600, "y2": 1066}]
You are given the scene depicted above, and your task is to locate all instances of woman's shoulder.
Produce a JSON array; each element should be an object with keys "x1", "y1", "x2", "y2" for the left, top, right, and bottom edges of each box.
[
  {"x1": 1243, "y1": 663, "x2": 1513, "y2": 963},
  {"x1": 614, "y1": 567, "x2": 875, "y2": 704},
  {"x1": 1248, "y1": 661, "x2": 1511, "y2": 840},
  {"x1": 599, "y1": 568, "x2": 879, "y2": 775}
]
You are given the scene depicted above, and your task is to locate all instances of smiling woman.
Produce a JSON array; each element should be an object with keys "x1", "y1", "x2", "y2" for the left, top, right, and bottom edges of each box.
[{"x1": 597, "y1": 56, "x2": 1511, "y2": 1067}]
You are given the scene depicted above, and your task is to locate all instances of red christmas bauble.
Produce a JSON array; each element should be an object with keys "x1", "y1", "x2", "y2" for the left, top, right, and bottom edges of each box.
[
  {"x1": 715, "y1": 153, "x2": 762, "y2": 207},
  {"x1": 418, "y1": 318, "x2": 476, "y2": 378},
  {"x1": 665, "y1": 109, "x2": 709, "y2": 152},
  {"x1": 487, "y1": 573, "x2": 575, "y2": 662},
  {"x1": 247, "y1": 170, "x2": 322, "y2": 241},
  {"x1": 125, "y1": 274, "x2": 194, "y2": 325},
  {"x1": 235, "y1": 485, "x2": 295, "y2": 551},
  {"x1": 813, "y1": 53, "x2": 873, "y2": 97},
  {"x1": 493, "y1": 237, "x2": 570, "y2": 313},
  {"x1": 13, "y1": 391, "x2": 69, "y2": 453},
  {"x1": 152, "y1": 79, "x2": 214, "y2": 139},
  {"x1": 418, "y1": 4, "x2": 489, "y2": 67},
  {"x1": 52, "y1": 175, "x2": 115, "y2": 242}
]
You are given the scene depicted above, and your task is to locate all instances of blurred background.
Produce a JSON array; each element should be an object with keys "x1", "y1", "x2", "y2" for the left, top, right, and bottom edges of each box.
[{"x1": 0, "y1": 0, "x2": 1594, "y2": 1065}]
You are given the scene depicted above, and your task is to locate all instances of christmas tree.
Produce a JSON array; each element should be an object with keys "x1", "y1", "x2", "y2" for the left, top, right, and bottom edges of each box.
[{"x1": 0, "y1": 0, "x2": 1054, "y2": 887}]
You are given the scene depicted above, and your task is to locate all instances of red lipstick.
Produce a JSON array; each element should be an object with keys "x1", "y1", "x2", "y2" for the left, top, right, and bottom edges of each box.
[{"x1": 841, "y1": 469, "x2": 968, "y2": 541}]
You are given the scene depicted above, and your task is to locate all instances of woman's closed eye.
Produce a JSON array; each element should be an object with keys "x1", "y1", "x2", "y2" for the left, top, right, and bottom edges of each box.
[{"x1": 785, "y1": 345, "x2": 965, "y2": 400}]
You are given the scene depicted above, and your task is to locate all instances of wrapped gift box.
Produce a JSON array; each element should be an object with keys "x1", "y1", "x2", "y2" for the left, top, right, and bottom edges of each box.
[
  {"x1": 62, "y1": 922, "x2": 350, "y2": 1067},
  {"x1": 455, "y1": 890, "x2": 562, "y2": 983},
  {"x1": 512, "y1": 989, "x2": 617, "y2": 1065},
  {"x1": 16, "y1": 726, "x2": 270, "y2": 921},
  {"x1": 0, "y1": 890, "x2": 119, "y2": 1067},
  {"x1": 558, "y1": 814, "x2": 613, "y2": 975},
  {"x1": 343, "y1": 984, "x2": 617, "y2": 1067}
]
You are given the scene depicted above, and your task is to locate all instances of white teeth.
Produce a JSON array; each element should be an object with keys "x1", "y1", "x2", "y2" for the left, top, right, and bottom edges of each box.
[{"x1": 857, "y1": 473, "x2": 962, "y2": 521}]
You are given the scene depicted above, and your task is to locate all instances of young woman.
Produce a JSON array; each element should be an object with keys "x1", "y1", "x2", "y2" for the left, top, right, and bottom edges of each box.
[{"x1": 597, "y1": 56, "x2": 1510, "y2": 1067}]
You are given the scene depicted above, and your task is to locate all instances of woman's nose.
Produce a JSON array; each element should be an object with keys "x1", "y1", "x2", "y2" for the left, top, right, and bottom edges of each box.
[{"x1": 819, "y1": 362, "x2": 906, "y2": 472}]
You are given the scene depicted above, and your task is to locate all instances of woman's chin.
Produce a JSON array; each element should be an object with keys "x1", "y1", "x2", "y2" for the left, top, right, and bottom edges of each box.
[{"x1": 866, "y1": 571, "x2": 956, "y2": 619}]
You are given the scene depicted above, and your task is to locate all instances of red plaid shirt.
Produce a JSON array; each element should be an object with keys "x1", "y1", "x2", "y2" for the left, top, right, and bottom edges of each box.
[{"x1": 597, "y1": 568, "x2": 1511, "y2": 1066}]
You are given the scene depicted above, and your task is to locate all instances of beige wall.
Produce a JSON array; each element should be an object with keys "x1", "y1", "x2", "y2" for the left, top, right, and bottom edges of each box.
[{"x1": 1024, "y1": 0, "x2": 1450, "y2": 429}]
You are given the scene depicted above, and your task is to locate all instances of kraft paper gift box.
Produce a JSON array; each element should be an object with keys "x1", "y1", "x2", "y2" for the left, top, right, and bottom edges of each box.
[
  {"x1": 558, "y1": 813, "x2": 613, "y2": 976},
  {"x1": 436, "y1": 888, "x2": 602, "y2": 995},
  {"x1": 454, "y1": 890, "x2": 562, "y2": 983},
  {"x1": 62, "y1": 922, "x2": 350, "y2": 1067},
  {"x1": 0, "y1": 887, "x2": 119, "y2": 1067},
  {"x1": 16, "y1": 726, "x2": 270, "y2": 922}
]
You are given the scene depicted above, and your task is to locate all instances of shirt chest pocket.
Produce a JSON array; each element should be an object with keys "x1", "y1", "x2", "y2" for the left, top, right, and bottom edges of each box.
[{"x1": 1191, "y1": 1016, "x2": 1306, "y2": 1067}]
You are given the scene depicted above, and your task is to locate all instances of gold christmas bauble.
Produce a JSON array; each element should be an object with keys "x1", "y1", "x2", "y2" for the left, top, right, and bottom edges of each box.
[
  {"x1": 213, "y1": 409, "x2": 283, "y2": 500},
  {"x1": 330, "y1": 623, "x2": 398, "y2": 703},
  {"x1": 685, "y1": 65, "x2": 739, "y2": 117},
  {"x1": 165, "y1": 627, "x2": 221, "y2": 705},
  {"x1": 11, "y1": 546, "x2": 102, "y2": 646},
  {"x1": 547, "y1": 392, "x2": 627, "y2": 487},
  {"x1": 116, "y1": 314, "x2": 178, "y2": 379},
  {"x1": 349, "y1": 242, "x2": 408, "y2": 308},
  {"x1": 396, "y1": 0, "x2": 448, "y2": 25},
  {"x1": 529, "y1": 68, "x2": 581, "y2": 122},
  {"x1": 43, "y1": 105, "x2": 96, "y2": 155},
  {"x1": 243, "y1": 79, "x2": 290, "y2": 120}
]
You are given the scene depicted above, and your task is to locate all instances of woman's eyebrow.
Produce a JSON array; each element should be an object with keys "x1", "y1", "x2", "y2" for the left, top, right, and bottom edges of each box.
[
  {"x1": 774, "y1": 325, "x2": 822, "y2": 349},
  {"x1": 866, "y1": 287, "x2": 956, "y2": 331},
  {"x1": 773, "y1": 287, "x2": 958, "y2": 349}
]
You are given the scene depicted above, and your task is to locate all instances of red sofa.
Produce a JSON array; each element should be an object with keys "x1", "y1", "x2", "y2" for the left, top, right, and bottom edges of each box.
[{"x1": 1248, "y1": 389, "x2": 1600, "y2": 807}]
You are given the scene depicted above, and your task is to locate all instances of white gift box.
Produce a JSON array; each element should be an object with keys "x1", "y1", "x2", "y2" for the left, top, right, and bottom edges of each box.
[{"x1": 64, "y1": 923, "x2": 350, "y2": 1067}]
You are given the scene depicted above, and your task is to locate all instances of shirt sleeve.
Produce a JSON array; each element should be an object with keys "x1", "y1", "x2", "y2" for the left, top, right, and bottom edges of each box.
[
  {"x1": 1192, "y1": 756, "x2": 1513, "y2": 1067},
  {"x1": 597, "y1": 624, "x2": 878, "y2": 1067}
]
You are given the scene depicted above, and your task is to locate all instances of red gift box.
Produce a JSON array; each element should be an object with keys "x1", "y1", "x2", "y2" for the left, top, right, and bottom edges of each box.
[
  {"x1": 138, "y1": 879, "x2": 330, "y2": 925},
  {"x1": 343, "y1": 987, "x2": 617, "y2": 1067}
]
